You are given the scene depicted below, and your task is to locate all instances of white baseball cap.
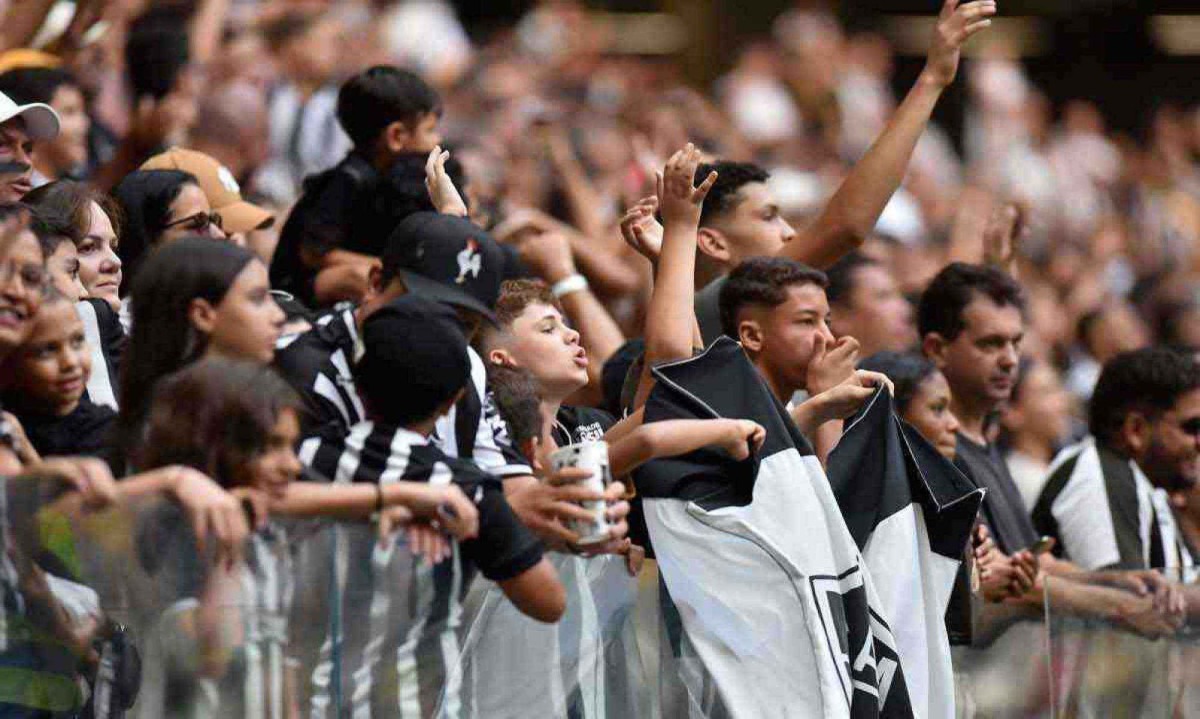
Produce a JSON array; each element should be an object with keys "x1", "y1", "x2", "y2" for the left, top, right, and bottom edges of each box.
[{"x1": 0, "y1": 90, "x2": 59, "y2": 141}]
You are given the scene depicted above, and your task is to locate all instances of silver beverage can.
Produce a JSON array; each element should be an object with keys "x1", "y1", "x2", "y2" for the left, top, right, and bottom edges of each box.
[{"x1": 549, "y1": 440, "x2": 612, "y2": 545}]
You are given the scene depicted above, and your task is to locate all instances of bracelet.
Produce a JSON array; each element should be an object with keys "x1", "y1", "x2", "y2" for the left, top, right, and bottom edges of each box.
[{"x1": 551, "y1": 273, "x2": 588, "y2": 298}]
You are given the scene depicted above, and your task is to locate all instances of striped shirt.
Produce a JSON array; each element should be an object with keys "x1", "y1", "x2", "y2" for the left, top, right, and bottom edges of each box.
[
  {"x1": 275, "y1": 308, "x2": 532, "y2": 478},
  {"x1": 1032, "y1": 438, "x2": 1196, "y2": 572},
  {"x1": 298, "y1": 421, "x2": 544, "y2": 718}
]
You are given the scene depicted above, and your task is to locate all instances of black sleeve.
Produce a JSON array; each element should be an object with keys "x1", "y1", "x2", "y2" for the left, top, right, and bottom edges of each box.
[{"x1": 458, "y1": 476, "x2": 545, "y2": 582}]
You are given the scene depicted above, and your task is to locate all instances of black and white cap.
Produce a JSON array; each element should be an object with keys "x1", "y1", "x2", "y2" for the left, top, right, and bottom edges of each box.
[
  {"x1": 0, "y1": 90, "x2": 59, "y2": 140},
  {"x1": 382, "y1": 212, "x2": 504, "y2": 323}
]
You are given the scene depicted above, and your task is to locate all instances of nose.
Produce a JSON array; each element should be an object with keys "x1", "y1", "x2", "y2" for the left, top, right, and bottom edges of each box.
[
  {"x1": 282, "y1": 449, "x2": 302, "y2": 478},
  {"x1": 207, "y1": 222, "x2": 226, "y2": 241},
  {"x1": 946, "y1": 410, "x2": 961, "y2": 435},
  {"x1": 565, "y1": 326, "x2": 581, "y2": 345},
  {"x1": 269, "y1": 296, "x2": 286, "y2": 326},
  {"x1": 780, "y1": 218, "x2": 797, "y2": 243},
  {"x1": 999, "y1": 343, "x2": 1019, "y2": 370}
]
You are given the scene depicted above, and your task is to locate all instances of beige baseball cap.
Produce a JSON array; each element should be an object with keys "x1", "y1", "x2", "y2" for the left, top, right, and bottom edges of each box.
[{"x1": 141, "y1": 147, "x2": 273, "y2": 233}]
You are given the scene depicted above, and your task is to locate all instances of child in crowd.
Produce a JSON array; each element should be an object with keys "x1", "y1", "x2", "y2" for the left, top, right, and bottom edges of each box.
[{"x1": 0, "y1": 288, "x2": 115, "y2": 460}]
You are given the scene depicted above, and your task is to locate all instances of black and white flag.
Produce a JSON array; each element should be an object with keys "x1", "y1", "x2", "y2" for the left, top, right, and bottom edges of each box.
[
  {"x1": 827, "y1": 387, "x2": 983, "y2": 719},
  {"x1": 635, "y1": 337, "x2": 964, "y2": 718}
]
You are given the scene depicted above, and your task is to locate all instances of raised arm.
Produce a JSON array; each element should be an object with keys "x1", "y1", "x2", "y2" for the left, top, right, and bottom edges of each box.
[
  {"x1": 784, "y1": 0, "x2": 995, "y2": 269},
  {"x1": 634, "y1": 144, "x2": 718, "y2": 408}
]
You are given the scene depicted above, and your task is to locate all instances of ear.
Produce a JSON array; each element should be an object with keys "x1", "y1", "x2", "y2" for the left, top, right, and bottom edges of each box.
[
  {"x1": 1120, "y1": 412, "x2": 1152, "y2": 456},
  {"x1": 696, "y1": 227, "x2": 732, "y2": 265},
  {"x1": 382, "y1": 120, "x2": 410, "y2": 154},
  {"x1": 487, "y1": 347, "x2": 518, "y2": 368},
  {"x1": 737, "y1": 318, "x2": 764, "y2": 353},
  {"x1": 363, "y1": 264, "x2": 384, "y2": 300},
  {"x1": 188, "y1": 297, "x2": 218, "y2": 335},
  {"x1": 922, "y1": 333, "x2": 948, "y2": 369}
]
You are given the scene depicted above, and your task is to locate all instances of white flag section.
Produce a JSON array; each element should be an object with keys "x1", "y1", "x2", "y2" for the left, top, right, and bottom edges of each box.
[
  {"x1": 636, "y1": 337, "x2": 980, "y2": 719},
  {"x1": 827, "y1": 387, "x2": 984, "y2": 719}
]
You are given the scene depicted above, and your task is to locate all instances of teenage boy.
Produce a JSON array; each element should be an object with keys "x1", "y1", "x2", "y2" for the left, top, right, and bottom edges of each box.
[
  {"x1": 270, "y1": 65, "x2": 442, "y2": 307},
  {"x1": 300, "y1": 295, "x2": 568, "y2": 717}
]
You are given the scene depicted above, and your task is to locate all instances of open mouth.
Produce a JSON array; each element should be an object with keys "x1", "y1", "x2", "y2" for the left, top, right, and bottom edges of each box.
[{"x1": 0, "y1": 305, "x2": 26, "y2": 329}]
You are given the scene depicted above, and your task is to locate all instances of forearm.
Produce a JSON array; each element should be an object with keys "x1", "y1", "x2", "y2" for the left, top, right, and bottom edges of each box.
[
  {"x1": 789, "y1": 400, "x2": 842, "y2": 464},
  {"x1": 644, "y1": 224, "x2": 701, "y2": 366},
  {"x1": 608, "y1": 420, "x2": 736, "y2": 478},
  {"x1": 0, "y1": 0, "x2": 56, "y2": 51},
  {"x1": 786, "y1": 76, "x2": 944, "y2": 269},
  {"x1": 272, "y1": 481, "x2": 435, "y2": 519},
  {"x1": 190, "y1": 0, "x2": 231, "y2": 64}
]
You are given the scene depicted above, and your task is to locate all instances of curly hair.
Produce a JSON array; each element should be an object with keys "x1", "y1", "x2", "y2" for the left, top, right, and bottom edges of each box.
[{"x1": 493, "y1": 278, "x2": 563, "y2": 331}]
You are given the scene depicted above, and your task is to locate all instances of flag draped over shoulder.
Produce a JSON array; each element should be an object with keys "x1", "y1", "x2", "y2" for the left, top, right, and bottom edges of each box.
[
  {"x1": 634, "y1": 337, "x2": 976, "y2": 719},
  {"x1": 827, "y1": 388, "x2": 984, "y2": 719}
]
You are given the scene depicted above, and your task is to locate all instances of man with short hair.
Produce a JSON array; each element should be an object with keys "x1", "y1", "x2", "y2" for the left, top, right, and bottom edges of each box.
[
  {"x1": 826, "y1": 250, "x2": 917, "y2": 356},
  {"x1": 1034, "y1": 348, "x2": 1200, "y2": 571},
  {"x1": 0, "y1": 67, "x2": 89, "y2": 182},
  {"x1": 0, "y1": 89, "x2": 59, "y2": 202},
  {"x1": 918, "y1": 262, "x2": 1035, "y2": 555},
  {"x1": 687, "y1": 1, "x2": 995, "y2": 343}
]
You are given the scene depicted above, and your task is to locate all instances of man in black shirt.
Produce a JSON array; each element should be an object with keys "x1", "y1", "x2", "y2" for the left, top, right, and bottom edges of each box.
[{"x1": 919, "y1": 263, "x2": 1037, "y2": 557}]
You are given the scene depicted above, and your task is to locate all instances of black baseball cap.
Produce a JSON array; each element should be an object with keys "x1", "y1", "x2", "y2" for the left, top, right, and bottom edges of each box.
[
  {"x1": 381, "y1": 212, "x2": 504, "y2": 323},
  {"x1": 355, "y1": 294, "x2": 471, "y2": 426}
]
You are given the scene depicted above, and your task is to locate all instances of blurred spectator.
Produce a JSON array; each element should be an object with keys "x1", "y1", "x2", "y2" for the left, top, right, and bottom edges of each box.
[
  {"x1": 0, "y1": 67, "x2": 88, "y2": 182},
  {"x1": 1001, "y1": 357, "x2": 1076, "y2": 509}
]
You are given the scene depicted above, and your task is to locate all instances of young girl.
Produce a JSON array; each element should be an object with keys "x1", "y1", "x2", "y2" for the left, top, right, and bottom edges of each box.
[{"x1": 858, "y1": 350, "x2": 961, "y2": 461}]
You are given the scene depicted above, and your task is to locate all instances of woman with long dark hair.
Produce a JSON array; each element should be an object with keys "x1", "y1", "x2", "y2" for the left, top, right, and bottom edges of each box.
[
  {"x1": 112, "y1": 169, "x2": 225, "y2": 294},
  {"x1": 116, "y1": 237, "x2": 284, "y2": 464}
]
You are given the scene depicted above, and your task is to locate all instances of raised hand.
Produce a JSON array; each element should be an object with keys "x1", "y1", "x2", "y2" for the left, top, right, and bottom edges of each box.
[
  {"x1": 923, "y1": 0, "x2": 997, "y2": 89},
  {"x1": 32, "y1": 456, "x2": 117, "y2": 510},
  {"x1": 511, "y1": 230, "x2": 577, "y2": 284},
  {"x1": 620, "y1": 196, "x2": 664, "y2": 266},
  {"x1": 806, "y1": 333, "x2": 860, "y2": 396},
  {"x1": 657, "y1": 143, "x2": 718, "y2": 229},
  {"x1": 982, "y1": 202, "x2": 1023, "y2": 276},
  {"x1": 425, "y1": 146, "x2": 469, "y2": 218},
  {"x1": 167, "y1": 466, "x2": 250, "y2": 569}
]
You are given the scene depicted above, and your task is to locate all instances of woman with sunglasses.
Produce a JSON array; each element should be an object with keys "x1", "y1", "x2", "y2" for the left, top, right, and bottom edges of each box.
[{"x1": 112, "y1": 169, "x2": 225, "y2": 297}]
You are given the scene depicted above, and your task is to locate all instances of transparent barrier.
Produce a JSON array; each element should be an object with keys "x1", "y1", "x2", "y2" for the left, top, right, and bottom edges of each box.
[
  {"x1": 5, "y1": 482, "x2": 1198, "y2": 718},
  {"x1": 1043, "y1": 569, "x2": 1200, "y2": 718}
]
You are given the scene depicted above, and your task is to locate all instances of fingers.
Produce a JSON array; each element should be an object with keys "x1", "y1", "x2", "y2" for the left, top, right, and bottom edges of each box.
[
  {"x1": 810, "y1": 331, "x2": 828, "y2": 365},
  {"x1": 692, "y1": 170, "x2": 718, "y2": 203},
  {"x1": 940, "y1": 0, "x2": 960, "y2": 20},
  {"x1": 602, "y1": 481, "x2": 627, "y2": 502},
  {"x1": 956, "y1": 0, "x2": 996, "y2": 23},
  {"x1": 606, "y1": 500, "x2": 631, "y2": 523},
  {"x1": 546, "y1": 466, "x2": 593, "y2": 487},
  {"x1": 548, "y1": 499, "x2": 601, "y2": 524}
]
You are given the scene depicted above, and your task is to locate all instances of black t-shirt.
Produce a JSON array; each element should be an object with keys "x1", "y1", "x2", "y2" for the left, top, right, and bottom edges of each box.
[
  {"x1": 10, "y1": 398, "x2": 116, "y2": 462},
  {"x1": 954, "y1": 433, "x2": 1039, "y2": 555},
  {"x1": 552, "y1": 405, "x2": 616, "y2": 448},
  {"x1": 270, "y1": 153, "x2": 381, "y2": 306}
]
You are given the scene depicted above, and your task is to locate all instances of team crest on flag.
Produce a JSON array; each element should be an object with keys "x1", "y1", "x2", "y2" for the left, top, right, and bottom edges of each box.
[{"x1": 634, "y1": 337, "x2": 939, "y2": 718}]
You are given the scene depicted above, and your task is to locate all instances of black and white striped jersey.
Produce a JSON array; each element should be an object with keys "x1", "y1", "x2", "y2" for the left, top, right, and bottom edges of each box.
[
  {"x1": 1032, "y1": 438, "x2": 1196, "y2": 572},
  {"x1": 275, "y1": 307, "x2": 532, "y2": 478},
  {"x1": 297, "y1": 421, "x2": 544, "y2": 718}
]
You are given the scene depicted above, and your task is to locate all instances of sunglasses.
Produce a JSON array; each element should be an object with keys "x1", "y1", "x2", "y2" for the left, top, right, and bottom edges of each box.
[{"x1": 163, "y1": 211, "x2": 223, "y2": 233}]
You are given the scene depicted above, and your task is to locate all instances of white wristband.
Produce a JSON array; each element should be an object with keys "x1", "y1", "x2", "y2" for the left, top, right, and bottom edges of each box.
[{"x1": 551, "y1": 273, "x2": 589, "y2": 298}]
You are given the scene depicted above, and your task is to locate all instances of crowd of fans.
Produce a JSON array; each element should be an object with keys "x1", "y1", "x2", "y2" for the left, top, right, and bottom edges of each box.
[{"x1": 0, "y1": 0, "x2": 1197, "y2": 716}]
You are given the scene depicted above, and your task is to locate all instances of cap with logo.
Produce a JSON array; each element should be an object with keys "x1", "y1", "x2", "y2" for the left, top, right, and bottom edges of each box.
[
  {"x1": 0, "y1": 90, "x2": 58, "y2": 140},
  {"x1": 381, "y1": 211, "x2": 503, "y2": 323},
  {"x1": 141, "y1": 147, "x2": 274, "y2": 234}
]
